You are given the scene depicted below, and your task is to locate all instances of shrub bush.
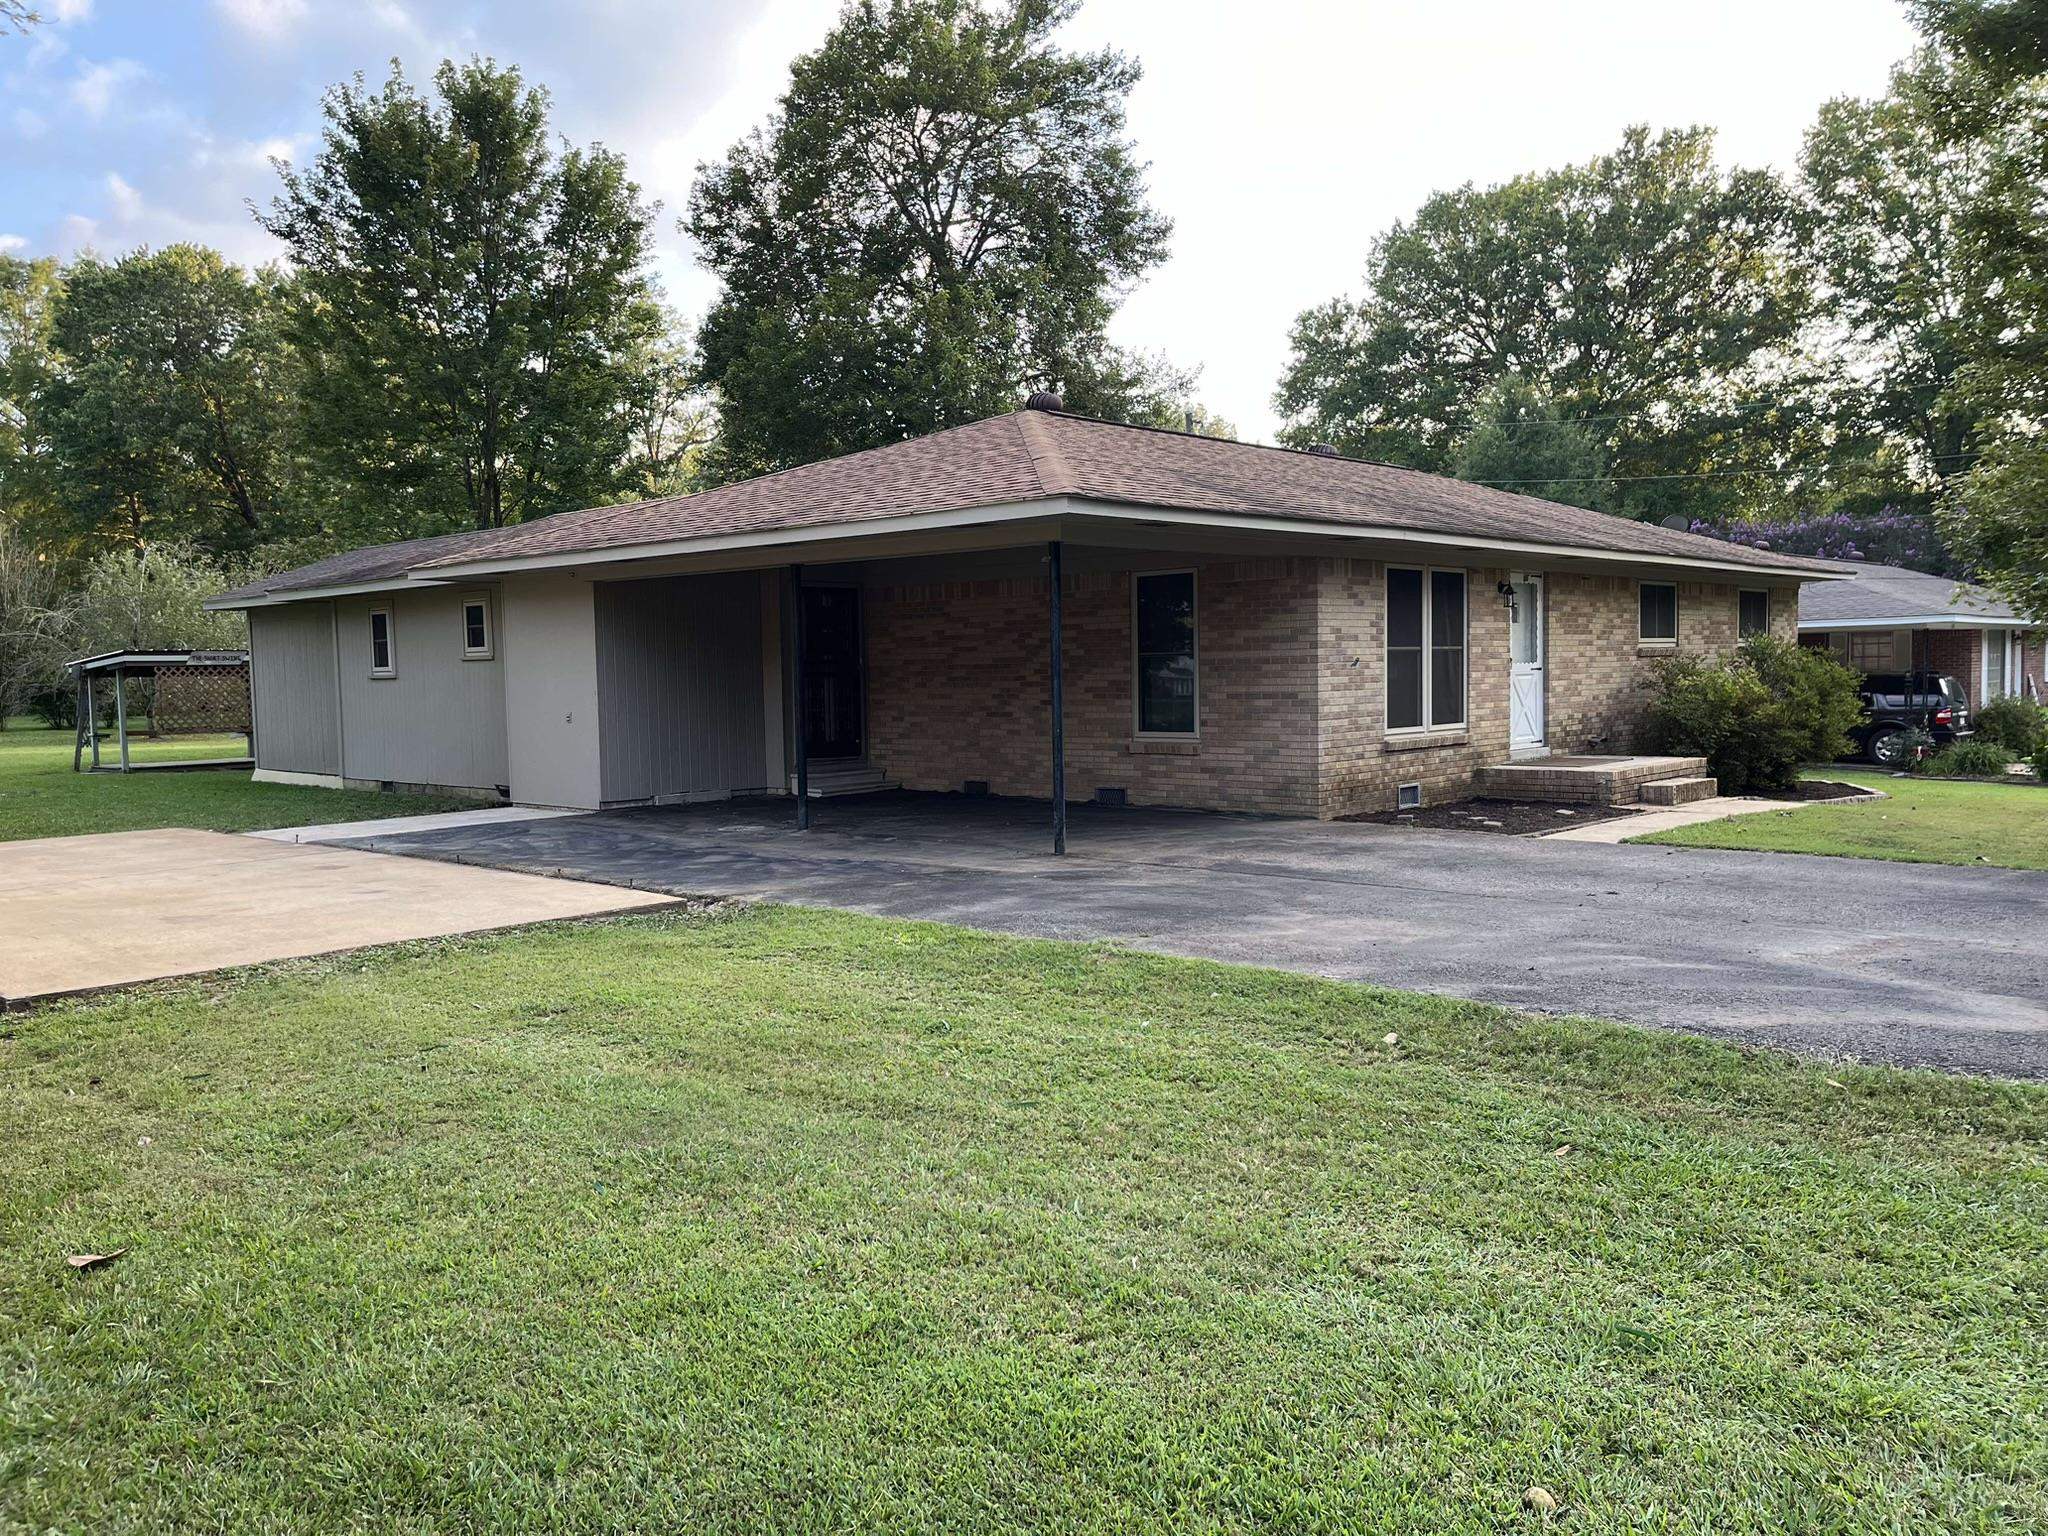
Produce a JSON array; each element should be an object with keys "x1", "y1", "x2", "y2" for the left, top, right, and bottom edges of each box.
[
  {"x1": 1972, "y1": 696, "x2": 2048, "y2": 758},
  {"x1": 1914, "y1": 740, "x2": 2016, "y2": 778},
  {"x1": 1640, "y1": 636, "x2": 1865, "y2": 794}
]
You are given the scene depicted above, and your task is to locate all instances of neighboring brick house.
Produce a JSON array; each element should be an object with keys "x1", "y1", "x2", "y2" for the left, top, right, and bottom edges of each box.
[
  {"x1": 211, "y1": 399, "x2": 1842, "y2": 837},
  {"x1": 1797, "y1": 561, "x2": 2046, "y2": 707}
]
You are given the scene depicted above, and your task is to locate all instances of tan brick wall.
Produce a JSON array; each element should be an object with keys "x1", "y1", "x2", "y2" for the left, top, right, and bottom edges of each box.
[
  {"x1": 1546, "y1": 575, "x2": 1799, "y2": 755},
  {"x1": 1314, "y1": 559, "x2": 1512, "y2": 817},
  {"x1": 865, "y1": 556, "x2": 1321, "y2": 815},
  {"x1": 862, "y1": 552, "x2": 1810, "y2": 818}
]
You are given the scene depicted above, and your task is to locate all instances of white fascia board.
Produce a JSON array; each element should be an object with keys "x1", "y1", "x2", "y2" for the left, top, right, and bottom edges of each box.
[
  {"x1": 1798, "y1": 615, "x2": 2034, "y2": 631},
  {"x1": 407, "y1": 492, "x2": 1845, "y2": 584},
  {"x1": 205, "y1": 575, "x2": 462, "y2": 611}
]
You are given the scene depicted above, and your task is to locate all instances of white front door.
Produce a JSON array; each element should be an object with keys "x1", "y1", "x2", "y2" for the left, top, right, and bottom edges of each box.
[{"x1": 1509, "y1": 573, "x2": 1546, "y2": 753}]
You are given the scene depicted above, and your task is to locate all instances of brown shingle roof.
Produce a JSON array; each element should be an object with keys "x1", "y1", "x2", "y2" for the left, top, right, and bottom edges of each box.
[
  {"x1": 210, "y1": 524, "x2": 514, "y2": 606},
  {"x1": 225, "y1": 410, "x2": 1845, "y2": 600}
]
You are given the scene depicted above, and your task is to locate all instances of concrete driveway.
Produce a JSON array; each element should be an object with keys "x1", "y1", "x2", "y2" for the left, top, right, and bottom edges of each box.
[
  {"x1": 0, "y1": 828, "x2": 674, "y2": 1008},
  {"x1": 332, "y1": 793, "x2": 2048, "y2": 1079}
]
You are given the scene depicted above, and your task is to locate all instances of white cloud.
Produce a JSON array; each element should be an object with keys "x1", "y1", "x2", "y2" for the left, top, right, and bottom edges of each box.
[
  {"x1": 49, "y1": 0, "x2": 94, "y2": 21},
  {"x1": 0, "y1": 234, "x2": 27, "y2": 253},
  {"x1": 214, "y1": 0, "x2": 309, "y2": 42},
  {"x1": 104, "y1": 172, "x2": 142, "y2": 220},
  {"x1": 12, "y1": 108, "x2": 48, "y2": 139},
  {"x1": 68, "y1": 58, "x2": 148, "y2": 119}
]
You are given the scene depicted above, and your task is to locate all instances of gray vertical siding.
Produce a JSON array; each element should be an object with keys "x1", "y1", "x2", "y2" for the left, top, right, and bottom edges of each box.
[
  {"x1": 249, "y1": 603, "x2": 342, "y2": 775},
  {"x1": 334, "y1": 588, "x2": 509, "y2": 790},
  {"x1": 595, "y1": 572, "x2": 769, "y2": 803}
]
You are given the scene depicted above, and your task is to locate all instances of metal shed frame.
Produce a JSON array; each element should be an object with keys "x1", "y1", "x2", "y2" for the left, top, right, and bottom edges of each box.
[{"x1": 67, "y1": 650, "x2": 254, "y2": 774}]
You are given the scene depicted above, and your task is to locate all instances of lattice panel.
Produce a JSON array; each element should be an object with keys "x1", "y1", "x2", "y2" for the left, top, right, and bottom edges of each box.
[{"x1": 152, "y1": 665, "x2": 251, "y2": 734}]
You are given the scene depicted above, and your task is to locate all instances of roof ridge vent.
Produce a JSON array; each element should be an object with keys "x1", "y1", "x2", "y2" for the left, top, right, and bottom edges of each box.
[
  {"x1": 1023, "y1": 389, "x2": 1065, "y2": 413},
  {"x1": 1307, "y1": 442, "x2": 1341, "y2": 457}
]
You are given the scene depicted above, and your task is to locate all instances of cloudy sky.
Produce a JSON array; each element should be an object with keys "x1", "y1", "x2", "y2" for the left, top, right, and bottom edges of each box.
[{"x1": 2, "y1": 0, "x2": 1920, "y2": 441}]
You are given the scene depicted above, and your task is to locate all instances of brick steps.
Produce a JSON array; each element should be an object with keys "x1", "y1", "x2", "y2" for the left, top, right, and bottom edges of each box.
[
  {"x1": 1637, "y1": 775, "x2": 1719, "y2": 806},
  {"x1": 1473, "y1": 754, "x2": 1709, "y2": 806}
]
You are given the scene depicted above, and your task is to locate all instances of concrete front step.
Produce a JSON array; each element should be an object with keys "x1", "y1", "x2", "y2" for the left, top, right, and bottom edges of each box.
[
  {"x1": 1637, "y1": 774, "x2": 1719, "y2": 806},
  {"x1": 791, "y1": 765, "x2": 900, "y2": 799},
  {"x1": 1473, "y1": 754, "x2": 1710, "y2": 806}
]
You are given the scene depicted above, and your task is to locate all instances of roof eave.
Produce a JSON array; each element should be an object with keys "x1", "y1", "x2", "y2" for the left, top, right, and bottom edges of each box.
[
  {"x1": 406, "y1": 495, "x2": 1848, "y2": 584},
  {"x1": 205, "y1": 572, "x2": 468, "y2": 610}
]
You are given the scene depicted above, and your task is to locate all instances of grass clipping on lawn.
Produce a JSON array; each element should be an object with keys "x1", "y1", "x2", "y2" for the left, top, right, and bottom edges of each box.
[{"x1": 2, "y1": 905, "x2": 2044, "y2": 1533}]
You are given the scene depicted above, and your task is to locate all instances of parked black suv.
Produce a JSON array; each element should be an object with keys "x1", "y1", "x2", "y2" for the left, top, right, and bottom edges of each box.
[{"x1": 1853, "y1": 672, "x2": 1973, "y2": 765}]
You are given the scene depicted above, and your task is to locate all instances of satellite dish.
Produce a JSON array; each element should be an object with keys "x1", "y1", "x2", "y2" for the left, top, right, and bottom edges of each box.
[{"x1": 1659, "y1": 513, "x2": 1691, "y2": 532}]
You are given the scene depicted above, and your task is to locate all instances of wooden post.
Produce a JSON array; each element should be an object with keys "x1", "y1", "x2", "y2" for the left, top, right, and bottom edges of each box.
[
  {"x1": 1049, "y1": 539, "x2": 1066, "y2": 856},
  {"x1": 790, "y1": 565, "x2": 810, "y2": 830},
  {"x1": 114, "y1": 666, "x2": 131, "y2": 772},
  {"x1": 85, "y1": 673, "x2": 99, "y2": 769},
  {"x1": 72, "y1": 669, "x2": 86, "y2": 772}
]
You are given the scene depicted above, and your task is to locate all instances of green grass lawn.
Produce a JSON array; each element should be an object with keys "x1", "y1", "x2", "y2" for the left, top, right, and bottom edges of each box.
[
  {"x1": 3, "y1": 906, "x2": 2043, "y2": 1533},
  {"x1": 0, "y1": 724, "x2": 479, "y2": 843},
  {"x1": 1633, "y1": 769, "x2": 2048, "y2": 870}
]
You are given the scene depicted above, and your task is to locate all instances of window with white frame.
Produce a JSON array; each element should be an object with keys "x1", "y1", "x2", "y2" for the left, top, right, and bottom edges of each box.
[
  {"x1": 1639, "y1": 581, "x2": 1678, "y2": 644},
  {"x1": 1738, "y1": 589, "x2": 1769, "y2": 639},
  {"x1": 1386, "y1": 567, "x2": 1467, "y2": 732},
  {"x1": 368, "y1": 605, "x2": 395, "y2": 677},
  {"x1": 1133, "y1": 571, "x2": 1197, "y2": 735},
  {"x1": 461, "y1": 592, "x2": 493, "y2": 660}
]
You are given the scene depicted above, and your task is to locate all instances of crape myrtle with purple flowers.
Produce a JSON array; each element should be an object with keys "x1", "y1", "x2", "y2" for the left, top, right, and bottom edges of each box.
[{"x1": 1690, "y1": 507, "x2": 1967, "y2": 579}]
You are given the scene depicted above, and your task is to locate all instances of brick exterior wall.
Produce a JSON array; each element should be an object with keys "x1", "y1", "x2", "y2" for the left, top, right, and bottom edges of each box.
[
  {"x1": 866, "y1": 557, "x2": 1322, "y2": 815},
  {"x1": 1546, "y1": 575, "x2": 1799, "y2": 757},
  {"x1": 862, "y1": 553, "x2": 1806, "y2": 819}
]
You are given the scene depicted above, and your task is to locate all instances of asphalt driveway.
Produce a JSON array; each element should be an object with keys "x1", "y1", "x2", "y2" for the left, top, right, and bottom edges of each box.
[{"x1": 334, "y1": 792, "x2": 2048, "y2": 1078}]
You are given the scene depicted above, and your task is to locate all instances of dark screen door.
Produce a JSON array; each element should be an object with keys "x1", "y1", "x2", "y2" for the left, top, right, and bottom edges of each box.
[{"x1": 800, "y1": 586, "x2": 865, "y2": 761}]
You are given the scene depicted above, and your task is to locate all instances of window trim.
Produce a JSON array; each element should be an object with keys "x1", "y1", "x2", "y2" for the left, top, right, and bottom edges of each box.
[
  {"x1": 367, "y1": 603, "x2": 396, "y2": 679},
  {"x1": 1384, "y1": 565, "x2": 1469, "y2": 736},
  {"x1": 1737, "y1": 588, "x2": 1770, "y2": 641},
  {"x1": 1638, "y1": 581, "x2": 1679, "y2": 646},
  {"x1": 460, "y1": 591, "x2": 494, "y2": 661},
  {"x1": 1130, "y1": 567, "x2": 1199, "y2": 739}
]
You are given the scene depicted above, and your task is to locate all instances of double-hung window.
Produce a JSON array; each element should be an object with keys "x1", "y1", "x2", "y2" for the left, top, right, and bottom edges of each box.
[
  {"x1": 1738, "y1": 589, "x2": 1769, "y2": 640},
  {"x1": 1639, "y1": 582, "x2": 1678, "y2": 644},
  {"x1": 461, "y1": 592, "x2": 493, "y2": 660},
  {"x1": 1386, "y1": 567, "x2": 1466, "y2": 732},
  {"x1": 368, "y1": 605, "x2": 395, "y2": 678},
  {"x1": 1133, "y1": 570, "x2": 1197, "y2": 735}
]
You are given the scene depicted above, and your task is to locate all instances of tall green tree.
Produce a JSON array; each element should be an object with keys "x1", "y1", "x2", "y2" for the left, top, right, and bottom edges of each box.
[
  {"x1": 265, "y1": 58, "x2": 660, "y2": 533},
  {"x1": 617, "y1": 309, "x2": 716, "y2": 499},
  {"x1": 1908, "y1": 0, "x2": 2048, "y2": 84},
  {"x1": 1800, "y1": 49, "x2": 1998, "y2": 504},
  {"x1": 1274, "y1": 126, "x2": 1811, "y2": 521},
  {"x1": 1450, "y1": 376, "x2": 1609, "y2": 509},
  {"x1": 687, "y1": 0, "x2": 1175, "y2": 478},
  {"x1": 0, "y1": 254, "x2": 62, "y2": 546},
  {"x1": 39, "y1": 246, "x2": 301, "y2": 560}
]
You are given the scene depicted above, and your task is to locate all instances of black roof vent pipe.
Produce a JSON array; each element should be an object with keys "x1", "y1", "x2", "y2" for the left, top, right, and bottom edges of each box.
[{"x1": 1307, "y1": 442, "x2": 1341, "y2": 456}]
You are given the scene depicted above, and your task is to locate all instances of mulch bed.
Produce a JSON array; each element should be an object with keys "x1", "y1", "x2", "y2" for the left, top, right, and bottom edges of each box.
[
  {"x1": 1758, "y1": 779, "x2": 1876, "y2": 802},
  {"x1": 1342, "y1": 798, "x2": 1643, "y2": 835}
]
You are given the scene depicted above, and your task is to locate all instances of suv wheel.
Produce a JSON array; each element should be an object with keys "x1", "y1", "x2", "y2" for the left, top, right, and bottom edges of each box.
[{"x1": 1866, "y1": 727, "x2": 1910, "y2": 766}]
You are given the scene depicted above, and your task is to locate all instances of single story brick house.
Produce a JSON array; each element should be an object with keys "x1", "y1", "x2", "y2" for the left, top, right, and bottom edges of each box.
[
  {"x1": 210, "y1": 400, "x2": 1843, "y2": 841},
  {"x1": 1797, "y1": 560, "x2": 2046, "y2": 705}
]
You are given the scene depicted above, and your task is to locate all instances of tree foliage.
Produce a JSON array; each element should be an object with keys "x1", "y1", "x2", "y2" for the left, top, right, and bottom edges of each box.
[
  {"x1": 38, "y1": 247, "x2": 301, "y2": 560},
  {"x1": 1800, "y1": 49, "x2": 1997, "y2": 499},
  {"x1": 687, "y1": 0, "x2": 1175, "y2": 478},
  {"x1": 1275, "y1": 126, "x2": 1809, "y2": 521},
  {"x1": 1449, "y1": 376, "x2": 1608, "y2": 509},
  {"x1": 265, "y1": 58, "x2": 662, "y2": 533}
]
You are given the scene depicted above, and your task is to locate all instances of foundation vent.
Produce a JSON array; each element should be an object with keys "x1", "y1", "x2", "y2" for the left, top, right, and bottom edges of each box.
[
  {"x1": 962, "y1": 779, "x2": 990, "y2": 797},
  {"x1": 1396, "y1": 783, "x2": 1423, "y2": 810},
  {"x1": 1094, "y1": 786, "x2": 1128, "y2": 807}
]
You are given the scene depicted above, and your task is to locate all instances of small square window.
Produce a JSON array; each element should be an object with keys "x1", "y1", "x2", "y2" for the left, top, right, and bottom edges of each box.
[
  {"x1": 461, "y1": 593, "x2": 493, "y2": 659},
  {"x1": 368, "y1": 606, "x2": 395, "y2": 677},
  {"x1": 1639, "y1": 582, "x2": 1677, "y2": 644},
  {"x1": 1738, "y1": 589, "x2": 1769, "y2": 639}
]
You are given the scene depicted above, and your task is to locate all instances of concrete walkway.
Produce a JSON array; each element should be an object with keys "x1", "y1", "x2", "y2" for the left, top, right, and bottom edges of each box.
[
  {"x1": 331, "y1": 792, "x2": 2048, "y2": 1079},
  {"x1": 0, "y1": 828, "x2": 672, "y2": 1008},
  {"x1": 247, "y1": 804, "x2": 583, "y2": 845},
  {"x1": 1542, "y1": 795, "x2": 1831, "y2": 843}
]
